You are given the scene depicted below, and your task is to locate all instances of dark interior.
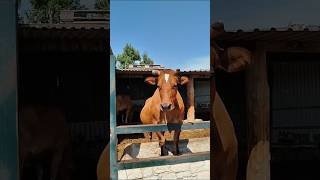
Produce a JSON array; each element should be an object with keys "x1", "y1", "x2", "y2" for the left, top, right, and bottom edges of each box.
[
  {"x1": 18, "y1": 35, "x2": 108, "y2": 180},
  {"x1": 268, "y1": 52, "x2": 320, "y2": 180},
  {"x1": 215, "y1": 69, "x2": 247, "y2": 180}
]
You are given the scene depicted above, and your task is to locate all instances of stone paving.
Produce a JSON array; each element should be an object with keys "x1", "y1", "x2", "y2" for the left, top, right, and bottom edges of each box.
[{"x1": 118, "y1": 137, "x2": 210, "y2": 180}]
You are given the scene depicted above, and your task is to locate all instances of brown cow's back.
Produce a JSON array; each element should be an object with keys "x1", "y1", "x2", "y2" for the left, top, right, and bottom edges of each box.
[
  {"x1": 116, "y1": 95, "x2": 133, "y2": 124},
  {"x1": 116, "y1": 95, "x2": 132, "y2": 112}
]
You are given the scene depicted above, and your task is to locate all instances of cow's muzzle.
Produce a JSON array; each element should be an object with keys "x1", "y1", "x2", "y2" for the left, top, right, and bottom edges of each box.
[{"x1": 160, "y1": 103, "x2": 172, "y2": 112}]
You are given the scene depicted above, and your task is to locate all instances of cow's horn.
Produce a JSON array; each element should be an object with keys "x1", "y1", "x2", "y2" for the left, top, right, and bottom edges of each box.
[{"x1": 152, "y1": 70, "x2": 160, "y2": 76}]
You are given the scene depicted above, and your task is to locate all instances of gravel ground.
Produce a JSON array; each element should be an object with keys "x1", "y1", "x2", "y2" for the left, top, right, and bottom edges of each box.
[
  {"x1": 117, "y1": 128, "x2": 210, "y2": 160},
  {"x1": 118, "y1": 160, "x2": 210, "y2": 180},
  {"x1": 118, "y1": 136, "x2": 210, "y2": 180}
]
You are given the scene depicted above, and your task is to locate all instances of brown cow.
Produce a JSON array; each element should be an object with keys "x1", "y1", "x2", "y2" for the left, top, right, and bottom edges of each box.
[
  {"x1": 140, "y1": 69, "x2": 189, "y2": 156},
  {"x1": 116, "y1": 95, "x2": 133, "y2": 124},
  {"x1": 96, "y1": 143, "x2": 109, "y2": 180},
  {"x1": 19, "y1": 104, "x2": 73, "y2": 180},
  {"x1": 211, "y1": 22, "x2": 252, "y2": 180}
]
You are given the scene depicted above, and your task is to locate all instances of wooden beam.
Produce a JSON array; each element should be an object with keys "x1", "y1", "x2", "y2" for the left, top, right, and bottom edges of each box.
[
  {"x1": 209, "y1": 28, "x2": 216, "y2": 180},
  {"x1": 245, "y1": 43, "x2": 270, "y2": 180},
  {"x1": 264, "y1": 41, "x2": 320, "y2": 52},
  {"x1": 187, "y1": 76, "x2": 195, "y2": 120}
]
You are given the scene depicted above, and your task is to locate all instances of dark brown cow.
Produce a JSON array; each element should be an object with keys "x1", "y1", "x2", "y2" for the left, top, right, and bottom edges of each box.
[
  {"x1": 140, "y1": 69, "x2": 189, "y2": 156},
  {"x1": 19, "y1": 105, "x2": 73, "y2": 180},
  {"x1": 211, "y1": 22, "x2": 252, "y2": 180},
  {"x1": 116, "y1": 95, "x2": 133, "y2": 124}
]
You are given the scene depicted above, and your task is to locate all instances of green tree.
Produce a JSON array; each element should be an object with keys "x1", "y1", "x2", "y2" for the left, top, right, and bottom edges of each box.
[
  {"x1": 26, "y1": 0, "x2": 86, "y2": 24},
  {"x1": 141, "y1": 52, "x2": 154, "y2": 65},
  {"x1": 116, "y1": 43, "x2": 141, "y2": 69},
  {"x1": 95, "y1": 0, "x2": 109, "y2": 10}
]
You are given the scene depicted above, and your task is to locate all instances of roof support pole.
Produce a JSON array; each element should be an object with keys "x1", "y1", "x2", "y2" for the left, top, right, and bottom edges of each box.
[
  {"x1": 245, "y1": 43, "x2": 270, "y2": 180},
  {"x1": 187, "y1": 76, "x2": 195, "y2": 120}
]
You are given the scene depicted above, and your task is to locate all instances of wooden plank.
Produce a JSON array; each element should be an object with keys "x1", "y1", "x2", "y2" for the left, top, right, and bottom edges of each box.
[
  {"x1": 109, "y1": 54, "x2": 118, "y2": 180},
  {"x1": 210, "y1": 30, "x2": 216, "y2": 180},
  {"x1": 0, "y1": 0, "x2": 18, "y2": 179},
  {"x1": 187, "y1": 77, "x2": 195, "y2": 120},
  {"x1": 118, "y1": 151, "x2": 210, "y2": 170},
  {"x1": 115, "y1": 121, "x2": 210, "y2": 135},
  {"x1": 245, "y1": 43, "x2": 270, "y2": 180}
]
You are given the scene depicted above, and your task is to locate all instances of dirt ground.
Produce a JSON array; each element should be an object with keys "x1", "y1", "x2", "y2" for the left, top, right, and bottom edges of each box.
[{"x1": 117, "y1": 128, "x2": 210, "y2": 160}]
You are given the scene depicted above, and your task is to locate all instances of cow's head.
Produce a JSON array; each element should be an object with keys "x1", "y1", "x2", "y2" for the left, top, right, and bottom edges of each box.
[
  {"x1": 145, "y1": 69, "x2": 189, "y2": 112},
  {"x1": 211, "y1": 22, "x2": 252, "y2": 72}
]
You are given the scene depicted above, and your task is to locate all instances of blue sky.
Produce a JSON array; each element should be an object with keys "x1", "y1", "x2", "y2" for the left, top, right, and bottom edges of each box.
[{"x1": 111, "y1": 0, "x2": 210, "y2": 71}]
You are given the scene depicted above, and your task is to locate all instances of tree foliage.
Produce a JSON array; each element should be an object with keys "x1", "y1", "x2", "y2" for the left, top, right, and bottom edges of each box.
[
  {"x1": 141, "y1": 52, "x2": 154, "y2": 65},
  {"x1": 116, "y1": 43, "x2": 141, "y2": 69},
  {"x1": 115, "y1": 43, "x2": 155, "y2": 69},
  {"x1": 95, "y1": 0, "x2": 109, "y2": 10},
  {"x1": 26, "y1": 0, "x2": 86, "y2": 24}
]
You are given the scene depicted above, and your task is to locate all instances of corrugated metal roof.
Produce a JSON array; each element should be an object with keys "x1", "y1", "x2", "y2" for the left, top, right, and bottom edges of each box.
[
  {"x1": 217, "y1": 25, "x2": 320, "y2": 42},
  {"x1": 117, "y1": 68, "x2": 209, "y2": 72},
  {"x1": 19, "y1": 23, "x2": 108, "y2": 30},
  {"x1": 18, "y1": 25, "x2": 107, "y2": 40},
  {"x1": 18, "y1": 26, "x2": 107, "y2": 52},
  {"x1": 116, "y1": 69, "x2": 210, "y2": 76},
  {"x1": 19, "y1": 10, "x2": 109, "y2": 30},
  {"x1": 229, "y1": 24, "x2": 320, "y2": 32}
]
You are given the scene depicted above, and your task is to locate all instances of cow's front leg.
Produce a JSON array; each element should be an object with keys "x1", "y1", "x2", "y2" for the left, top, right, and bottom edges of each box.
[
  {"x1": 125, "y1": 110, "x2": 129, "y2": 124},
  {"x1": 173, "y1": 129, "x2": 181, "y2": 155},
  {"x1": 155, "y1": 131, "x2": 167, "y2": 156},
  {"x1": 144, "y1": 132, "x2": 152, "y2": 141},
  {"x1": 125, "y1": 106, "x2": 132, "y2": 124}
]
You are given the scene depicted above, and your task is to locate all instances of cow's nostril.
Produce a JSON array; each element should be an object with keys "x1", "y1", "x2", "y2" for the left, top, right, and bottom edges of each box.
[{"x1": 161, "y1": 103, "x2": 171, "y2": 111}]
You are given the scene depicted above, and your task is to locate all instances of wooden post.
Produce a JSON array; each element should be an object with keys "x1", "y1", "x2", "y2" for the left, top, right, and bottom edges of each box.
[
  {"x1": 187, "y1": 76, "x2": 195, "y2": 120},
  {"x1": 245, "y1": 44, "x2": 270, "y2": 180},
  {"x1": 0, "y1": 0, "x2": 18, "y2": 179},
  {"x1": 209, "y1": 28, "x2": 216, "y2": 180}
]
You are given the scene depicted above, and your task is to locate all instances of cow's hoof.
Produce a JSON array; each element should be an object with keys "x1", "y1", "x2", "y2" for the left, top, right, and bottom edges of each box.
[
  {"x1": 160, "y1": 147, "x2": 168, "y2": 156},
  {"x1": 173, "y1": 150, "x2": 181, "y2": 156}
]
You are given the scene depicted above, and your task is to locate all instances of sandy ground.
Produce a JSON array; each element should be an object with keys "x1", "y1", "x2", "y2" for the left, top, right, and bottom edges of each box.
[{"x1": 117, "y1": 128, "x2": 210, "y2": 160}]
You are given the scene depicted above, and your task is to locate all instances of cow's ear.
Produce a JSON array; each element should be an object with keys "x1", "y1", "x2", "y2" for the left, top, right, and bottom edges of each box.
[
  {"x1": 145, "y1": 77, "x2": 157, "y2": 85},
  {"x1": 179, "y1": 76, "x2": 189, "y2": 85}
]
